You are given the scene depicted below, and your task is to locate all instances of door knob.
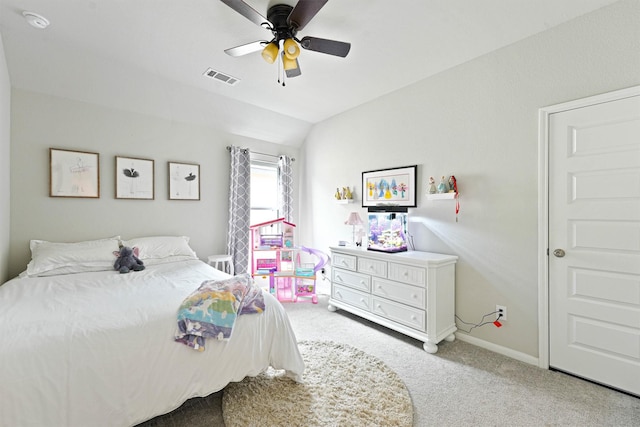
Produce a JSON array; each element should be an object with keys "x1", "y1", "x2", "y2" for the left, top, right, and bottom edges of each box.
[{"x1": 553, "y1": 249, "x2": 566, "y2": 258}]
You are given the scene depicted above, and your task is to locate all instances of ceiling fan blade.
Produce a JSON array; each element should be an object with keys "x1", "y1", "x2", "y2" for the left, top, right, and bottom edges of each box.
[
  {"x1": 224, "y1": 40, "x2": 268, "y2": 57},
  {"x1": 220, "y1": 0, "x2": 270, "y2": 27},
  {"x1": 287, "y1": 0, "x2": 328, "y2": 31},
  {"x1": 300, "y1": 36, "x2": 350, "y2": 57}
]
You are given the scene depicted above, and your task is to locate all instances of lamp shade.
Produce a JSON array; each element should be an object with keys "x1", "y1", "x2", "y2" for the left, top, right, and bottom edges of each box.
[
  {"x1": 261, "y1": 42, "x2": 279, "y2": 64},
  {"x1": 345, "y1": 212, "x2": 363, "y2": 226},
  {"x1": 283, "y1": 38, "x2": 300, "y2": 60},
  {"x1": 282, "y1": 54, "x2": 298, "y2": 71}
]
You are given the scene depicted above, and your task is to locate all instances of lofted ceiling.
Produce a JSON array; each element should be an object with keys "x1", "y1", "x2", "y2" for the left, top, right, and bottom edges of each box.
[{"x1": 0, "y1": 0, "x2": 621, "y2": 146}]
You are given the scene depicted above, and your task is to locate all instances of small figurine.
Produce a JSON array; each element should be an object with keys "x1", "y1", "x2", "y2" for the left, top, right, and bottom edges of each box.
[
  {"x1": 344, "y1": 187, "x2": 353, "y2": 200},
  {"x1": 437, "y1": 176, "x2": 448, "y2": 193},
  {"x1": 427, "y1": 176, "x2": 437, "y2": 194},
  {"x1": 335, "y1": 188, "x2": 341, "y2": 200},
  {"x1": 448, "y1": 175, "x2": 458, "y2": 193}
]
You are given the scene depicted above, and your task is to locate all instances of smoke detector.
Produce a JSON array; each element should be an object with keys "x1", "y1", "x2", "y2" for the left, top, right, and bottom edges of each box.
[{"x1": 22, "y1": 11, "x2": 50, "y2": 29}]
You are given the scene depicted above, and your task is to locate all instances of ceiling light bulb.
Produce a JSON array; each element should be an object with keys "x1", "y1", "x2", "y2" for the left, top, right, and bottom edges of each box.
[
  {"x1": 22, "y1": 11, "x2": 50, "y2": 29},
  {"x1": 283, "y1": 38, "x2": 300, "y2": 60},
  {"x1": 261, "y1": 42, "x2": 279, "y2": 64}
]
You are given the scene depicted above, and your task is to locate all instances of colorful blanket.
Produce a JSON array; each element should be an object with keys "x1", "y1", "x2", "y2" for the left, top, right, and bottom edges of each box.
[{"x1": 175, "y1": 274, "x2": 265, "y2": 351}]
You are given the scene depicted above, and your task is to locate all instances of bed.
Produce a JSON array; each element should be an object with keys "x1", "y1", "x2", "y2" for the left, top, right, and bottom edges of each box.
[{"x1": 0, "y1": 236, "x2": 304, "y2": 427}]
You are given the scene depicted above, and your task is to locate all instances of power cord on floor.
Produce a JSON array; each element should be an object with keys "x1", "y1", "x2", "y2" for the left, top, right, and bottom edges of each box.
[{"x1": 456, "y1": 311, "x2": 503, "y2": 333}]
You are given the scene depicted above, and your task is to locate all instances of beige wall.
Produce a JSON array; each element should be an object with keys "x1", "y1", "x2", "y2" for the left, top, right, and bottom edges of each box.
[
  {"x1": 0, "y1": 34, "x2": 10, "y2": 283},
  {"x1": 8, "y1": 91, "x2": 299, "y2": 278},
  {"x1": 298, "y1": 0, "x2": 640, "y2": 359}
]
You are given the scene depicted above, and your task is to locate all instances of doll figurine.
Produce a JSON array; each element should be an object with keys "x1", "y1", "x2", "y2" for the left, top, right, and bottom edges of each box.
[
  {"x1": 448, "y1": 175, "x2": 457, "y2": 193},
  {"x1": 437, "y1": 176, "x2": 448, "y2": 193},
  {"x1": 427, "y1": 176, "x2": 437, "y2": 194}
]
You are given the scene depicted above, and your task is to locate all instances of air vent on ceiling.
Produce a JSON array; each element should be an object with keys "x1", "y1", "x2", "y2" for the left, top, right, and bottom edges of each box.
[{"x1": 203, "y1": 68, "x2": 240, "y2": 86}]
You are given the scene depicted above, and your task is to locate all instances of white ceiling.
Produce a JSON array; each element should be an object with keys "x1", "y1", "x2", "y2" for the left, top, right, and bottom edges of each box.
[{"x1": 0, "y1": 0, "x2": 620, "y2": 146}]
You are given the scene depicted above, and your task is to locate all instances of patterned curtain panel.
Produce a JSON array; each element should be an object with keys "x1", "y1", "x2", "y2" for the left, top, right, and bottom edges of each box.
[
  {"x1": 278, "y1": 155, "x2": 293, "y2": 222},
  {"x1": 226, "y1": 146, "x2": 251, "y2": 274}
]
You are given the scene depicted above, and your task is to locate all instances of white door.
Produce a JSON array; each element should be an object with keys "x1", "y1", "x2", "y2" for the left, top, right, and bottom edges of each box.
[{"x1": 548, "y1": 93, "x2": 640, "y2": 396}]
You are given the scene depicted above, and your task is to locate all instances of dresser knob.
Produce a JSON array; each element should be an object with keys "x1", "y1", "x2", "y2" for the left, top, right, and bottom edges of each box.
[
  {"x1": 412, "y1": 294, "x2": 417, "y2": 298},
  {"x1": 411, "y1": 315, "x2": 417, "y2": 320}
]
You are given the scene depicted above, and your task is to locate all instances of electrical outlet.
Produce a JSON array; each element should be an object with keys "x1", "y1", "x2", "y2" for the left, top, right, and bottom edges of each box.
[{"x1": 496, "y1": 305, "x2": 507, "y2": 321}]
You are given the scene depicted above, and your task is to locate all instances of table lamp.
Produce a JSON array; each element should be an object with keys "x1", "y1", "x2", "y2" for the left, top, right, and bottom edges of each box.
[{"x1": 345, "y1": 212, "x2": 363, "y2": 245}]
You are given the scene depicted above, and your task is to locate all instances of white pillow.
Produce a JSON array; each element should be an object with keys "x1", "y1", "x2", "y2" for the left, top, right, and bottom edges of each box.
[
  {"x1": 121, "y1": 236, "x2": 198, "y2": 266},
  {"x1": 26, "y1": 236, "x2": 121, "y2": 277}
]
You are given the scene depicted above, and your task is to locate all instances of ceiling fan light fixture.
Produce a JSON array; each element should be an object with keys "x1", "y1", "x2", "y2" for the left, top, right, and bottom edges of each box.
[
  {"x1": 261, "y1": 42, "x2": 279, "y2": 64},
  {"x1": 283, "y1": 38, "x2": 300, "y2": 60}
]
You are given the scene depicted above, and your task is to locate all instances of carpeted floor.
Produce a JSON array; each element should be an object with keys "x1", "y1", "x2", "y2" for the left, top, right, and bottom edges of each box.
[{"x1": 139, "y1": 293, "x2": 640, "y2": 427}]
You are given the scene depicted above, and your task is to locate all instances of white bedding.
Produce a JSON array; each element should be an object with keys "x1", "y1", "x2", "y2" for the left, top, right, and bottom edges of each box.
[{"x1": 0, "y1": 259, "x2": 304, "y2": 427}]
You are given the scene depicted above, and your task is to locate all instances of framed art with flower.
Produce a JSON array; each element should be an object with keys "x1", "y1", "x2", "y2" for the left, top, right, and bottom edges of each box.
[
  {"x1": 168, "y1": 161, "x2": 200, "y2": 200},
  {"x1": 115, "y1": 156, "x2": 154, "y2": 200},
  {"x1": 361, "y1": 165, "x2": 417, "y2": 207}
]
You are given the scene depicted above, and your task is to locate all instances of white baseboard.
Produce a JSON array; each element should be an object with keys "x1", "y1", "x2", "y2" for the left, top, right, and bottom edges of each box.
[{"x1": 455, "y1": 332, "x2": 539, "y2": 366}]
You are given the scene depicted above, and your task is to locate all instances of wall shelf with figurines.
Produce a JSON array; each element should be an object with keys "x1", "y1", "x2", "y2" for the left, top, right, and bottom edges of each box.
[
  {"x1": 334, "y1": 186, "x2": 355, "y2": 203},
  {"x1": 426, "y1": 175, "x2": 460, "y2": 221},
  {"x1": 426, "y1": 175, "x2": 458, "y2": 199}
]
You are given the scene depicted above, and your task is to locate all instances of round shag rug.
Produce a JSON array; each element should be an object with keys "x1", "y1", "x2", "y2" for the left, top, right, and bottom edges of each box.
[{"x1": 222, "y1": 340, "x2": 413, "y2": 427}]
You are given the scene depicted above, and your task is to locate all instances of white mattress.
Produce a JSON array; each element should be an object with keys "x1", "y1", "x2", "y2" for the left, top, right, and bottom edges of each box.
[{"x1": 0, "y1": 259, "x2": 304, "y2": 427}]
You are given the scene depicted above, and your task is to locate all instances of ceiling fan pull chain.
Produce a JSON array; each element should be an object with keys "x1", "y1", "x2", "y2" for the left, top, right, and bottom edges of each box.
[
  {"x1": 276, "y1": 50, "x2": 285, "y2": 86},
  {"x1": 276, "y1": 50, "x2": 283, "y2": 86}
]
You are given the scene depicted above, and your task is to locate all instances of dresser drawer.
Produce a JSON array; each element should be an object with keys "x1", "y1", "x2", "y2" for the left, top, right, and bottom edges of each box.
[
  {"x1": 388, "y1": 262, "x2": 426, "y2": 287},
  {"x1": 372, "y1": 296, "x2": 425, "y2": 331},
  {"x1": 333, "y1": 284, "x2": 371, "y2": 311},
  {"x1": 332, "y1": 252, "x2": 357, "y2": 271},
  {"x1": 358, "y1": 257, "x2": 387, "y2": 278},
  {"x1": 332, "y1": 268, "x2": 371, "y2": 292},
  {"x1": 372, "y1": 277, "x2": 426, "y2": 309}
]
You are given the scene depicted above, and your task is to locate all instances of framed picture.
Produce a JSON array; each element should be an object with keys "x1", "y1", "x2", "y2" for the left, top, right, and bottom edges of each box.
[
  {"x1": 361, "y1": 165, "x2": 417, "y2": 207},
  {"x1": 115, "y1": 156, "x2": 154, "y2": 199},
  {"x1": 169, "y1": 162, "x2": 200, "y2": 200},
  {"x1": 49, "y1": 148, "x2": 100, "y2": 198}
]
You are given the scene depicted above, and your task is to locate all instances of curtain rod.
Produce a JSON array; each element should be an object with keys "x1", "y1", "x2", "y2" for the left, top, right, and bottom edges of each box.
[{"x1": 226, "y1": 146, "x2": 295, "y2": 161}]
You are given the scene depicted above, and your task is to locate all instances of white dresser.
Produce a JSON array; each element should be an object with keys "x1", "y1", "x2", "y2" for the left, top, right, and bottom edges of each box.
[{"x1": 328, "y1": 247, "x2": 458, "y2": 353}]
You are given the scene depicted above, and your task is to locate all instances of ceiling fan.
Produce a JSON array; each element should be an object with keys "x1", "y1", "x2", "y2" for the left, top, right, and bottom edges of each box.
[{"x1": 220, "y1": 0, "x2": 351, "y2": 79}]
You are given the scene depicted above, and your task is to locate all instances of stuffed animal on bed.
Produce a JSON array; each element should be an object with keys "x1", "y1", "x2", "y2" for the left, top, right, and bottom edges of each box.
[{"x1": 113, "y1": 246, "x2": 145, "y2": 274}]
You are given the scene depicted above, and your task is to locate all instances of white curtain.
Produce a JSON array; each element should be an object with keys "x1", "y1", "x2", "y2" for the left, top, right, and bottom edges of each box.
[
  {"x1": 226, "y1": 146, "x2": 251, "y2": 274},
  {"x1": 278, "y1": 155, "x2": 293, "y2": 222}
]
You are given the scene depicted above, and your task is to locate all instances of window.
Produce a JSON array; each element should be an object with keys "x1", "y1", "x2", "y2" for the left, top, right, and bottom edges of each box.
[{"x1": 250, "y1": 160, "x2": 279, "y2": 225}]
